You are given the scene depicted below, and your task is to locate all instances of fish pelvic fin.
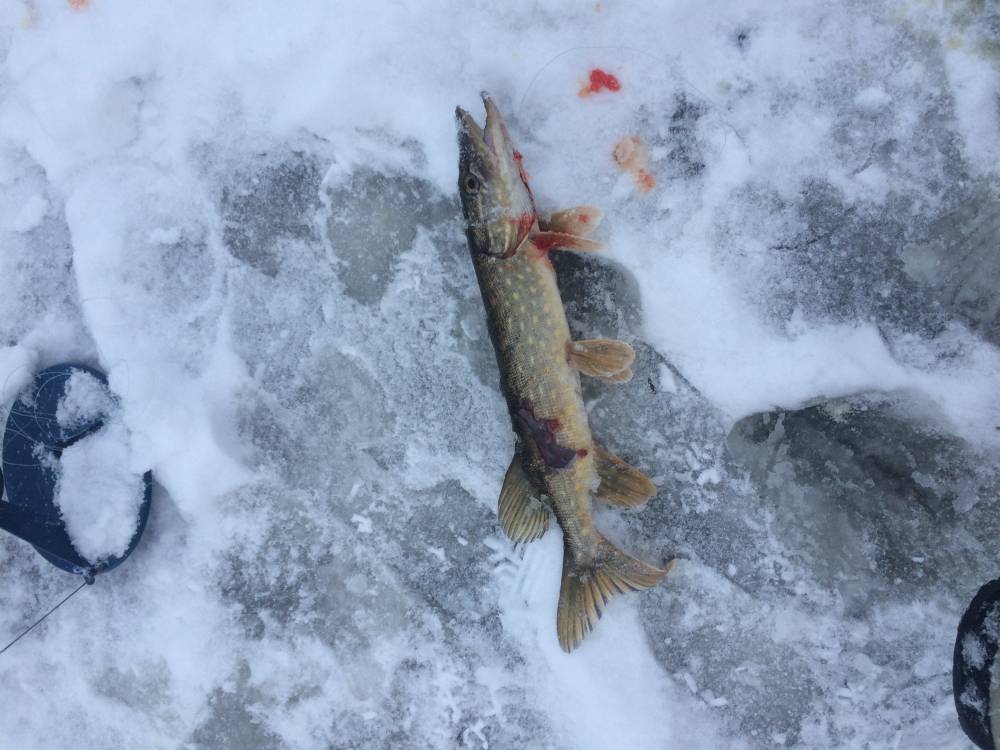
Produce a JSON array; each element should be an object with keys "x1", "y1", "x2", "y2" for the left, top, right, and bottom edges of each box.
[
  {"x1": 567, "y1": 339, "x2": 635, "y2": 381},
  {"x1": 594, "y1": 444, "x2": 657, "y2": 508},
  {"x1": 498, "y1": 454, "x2": 549, "y2": 543},
  {"x1": 556, "y1": 533, "x2": 674, "y2": 652}
]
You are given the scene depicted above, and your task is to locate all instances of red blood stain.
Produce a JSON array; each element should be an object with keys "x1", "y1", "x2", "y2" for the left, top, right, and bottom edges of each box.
[
  {"x1": 513, "y1": 149, "x2": 530, "y2": 183},
  {"x1": 532, "y1": 234, "x2": 559, "y2": 252},
  {"x1": 636, "y1": 169, "x2": 657, "y2": 191},
  {"x1": 587, "y1": 69, "x2": 620, "y2": 94},
  {"x1": 577, "y1": 448, "x2": 589, "y2": 458},
  {"x1": 515, "y1": 400, "x2": 578, "y2": 469}
]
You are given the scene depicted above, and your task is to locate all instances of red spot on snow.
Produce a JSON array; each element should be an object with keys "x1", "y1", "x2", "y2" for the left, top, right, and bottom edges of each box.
[
  {"x1": 577, "y1": 448, "x2": 589, "y2": 458},
  {"x1": 586, "y1": 69, "x2": 621, "y2": 94},
  {"x1": 613, "y1": 136, "x2": 656, "y2": 195},
  {"x1": 636, "y1": 168, "x2": 657, "y2": 192}
]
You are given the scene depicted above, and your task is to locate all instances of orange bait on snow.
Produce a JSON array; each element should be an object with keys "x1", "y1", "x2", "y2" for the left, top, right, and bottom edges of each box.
[
  {"x1": 579, "y1": 68, "x2": 621, "y2": 97},
  {"x1": 613, "y1": 135, "x2": 656, "y2": 194}
]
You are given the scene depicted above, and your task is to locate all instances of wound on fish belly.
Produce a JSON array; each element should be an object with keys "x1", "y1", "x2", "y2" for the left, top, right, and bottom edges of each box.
[{"x1": 515, "y1": 400, "x2": 580, "y2": 469}]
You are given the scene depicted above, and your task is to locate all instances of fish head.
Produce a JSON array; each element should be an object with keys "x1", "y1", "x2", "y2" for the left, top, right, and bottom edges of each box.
[{"x1": 456, "y1": 93, "x2": 536, "y2": 259}]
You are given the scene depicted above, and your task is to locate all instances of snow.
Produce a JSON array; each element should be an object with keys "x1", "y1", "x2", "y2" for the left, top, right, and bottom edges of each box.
[
  {"x1": 51, "y1": 371, "x2": 145, "y2": 564},
  {"x1": 7, "y1": 193, "x2": 48, "y2": 232},
  {"x1": 55, "y1": 416, "x2": 145, "y2": 564},
  {"x1": 55, "y1": 369, "x2": 112, "y2": 431},
  {"x1": 0, "y1": 1, "x2": 998, "y2": 748}
]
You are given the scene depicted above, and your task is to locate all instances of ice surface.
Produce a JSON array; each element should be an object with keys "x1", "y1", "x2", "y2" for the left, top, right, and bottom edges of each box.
[{"x1": 1, "y1": 1, "x2": 999, "y2": 748}]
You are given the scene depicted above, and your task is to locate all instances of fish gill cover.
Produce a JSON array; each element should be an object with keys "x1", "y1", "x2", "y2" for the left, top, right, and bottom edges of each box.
[{"x1": 0, "y1": 1, "x2": 999, "y2": 748}]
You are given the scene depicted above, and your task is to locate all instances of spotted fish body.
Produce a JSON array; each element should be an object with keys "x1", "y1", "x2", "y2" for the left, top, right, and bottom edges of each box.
[
  {"x1": 473, "y1": 238, "x2": 597, "y2": 546},
  {"x1": 456, "y1": 94, "x2": 673, "y2": 652}
]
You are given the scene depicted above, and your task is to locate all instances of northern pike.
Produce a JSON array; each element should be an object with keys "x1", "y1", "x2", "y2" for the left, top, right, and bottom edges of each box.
[{"x1": 456, "y1": 94, "x2": 674, "y2": 652}]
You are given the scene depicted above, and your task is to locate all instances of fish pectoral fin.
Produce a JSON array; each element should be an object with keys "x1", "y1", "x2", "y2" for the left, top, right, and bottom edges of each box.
[
  {"x1": 530, "y1": 231, "x2": 603, "y2": 253},
  {"x1": 566, "y1": 339, "x2": 635, "y2": 381},
  {"x1": 594, "y1": 443, "x2": 657, "y2": 507},
  {"x1": 539, "y1": 206, "x2": 603, "y2": 237},
  {"x1": 605, "y1": 367, "x2": 633, "y2": 383},
  {"x1": 498, "y1": 455, "x2": 549, "y2": 543},
  {"x1": 557, "y1": 533, "x2": 675, "y2": 652}
]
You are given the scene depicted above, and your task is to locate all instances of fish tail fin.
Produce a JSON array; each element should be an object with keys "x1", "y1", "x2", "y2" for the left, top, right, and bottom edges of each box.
[{"x1": 556, "y1": 533, "x2": 674, "y2": 652}]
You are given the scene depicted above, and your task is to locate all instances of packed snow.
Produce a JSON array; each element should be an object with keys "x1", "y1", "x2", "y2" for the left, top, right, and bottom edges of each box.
[
  {"x1": 1, "y1": 1, "x2": 999, "y2": 748},
  {"x1": 55, "y1": 369, "x2": 112, "y2": 431},
  {"x1": 52, "y1": 370, "x2": 145, "y2": 564}
]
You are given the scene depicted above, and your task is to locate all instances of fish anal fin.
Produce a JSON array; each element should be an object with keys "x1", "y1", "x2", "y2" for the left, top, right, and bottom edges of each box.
[
  {"x1": 557, "y1": 533, "x2": 674, "y2": 652},
  {"x1": 498, "y1": 454, "x2": 549, "y2": 543},
  {"x1": 540, "y1": 206, "x2": 603, "y2": 237},
  {"x1": 566, "y1": 339, "x2": 635, "y2": 380},
  {"x1": 530, "y1": 231, "x2": 603, "y2": 253},
  {"x1": 594, "y1": 443, "x2": 657, "y2": 507}
]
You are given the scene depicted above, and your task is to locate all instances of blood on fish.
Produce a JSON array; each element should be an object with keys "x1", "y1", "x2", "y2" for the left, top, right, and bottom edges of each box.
[
  {"x1": 516, "y1": 400, "x2": 579, "y2": 469},
  {"x1": 580, "y1": 69, "x2": 621, "y2": 97},
  {"x1": 513, "y1": 149, "x2": 531, "y2": 183},
  {"x1": 532, "y1": 234, "x2": 561, "y2": 252},
  {"x1": 510, "y1": 213, "x2": 535, "y2": 245}
]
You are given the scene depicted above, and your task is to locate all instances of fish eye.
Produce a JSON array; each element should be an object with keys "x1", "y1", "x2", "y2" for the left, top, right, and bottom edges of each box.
[{"x1": 464, "y1": 174, "x2": 481, "y2": 193}]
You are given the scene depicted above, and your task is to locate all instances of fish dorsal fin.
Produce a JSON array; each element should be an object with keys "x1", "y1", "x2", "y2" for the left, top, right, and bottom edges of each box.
[
  {"x1": 593, "y1": 444, "x2": 657, "y2": 507},
  {"x1": 498, "y1": 454, "x2": 549, "y2": 543},
  {"x1": 540, "y1": 206, "x2": 603, "y2": 237},
  {"x1": 530, "y1": 231, "x2": 603, "y2": 253},
  {"x1": 566, "y1": 339, "x2": 635, "y2": 380}
]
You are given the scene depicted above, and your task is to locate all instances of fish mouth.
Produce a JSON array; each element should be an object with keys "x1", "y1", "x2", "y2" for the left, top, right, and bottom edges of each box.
[
  {"x1": 455, "y1": 105, "x2": 490, "y2": 161},
  {"x1": 455, "y1": 92, "x2": 519, "y2": 168}
]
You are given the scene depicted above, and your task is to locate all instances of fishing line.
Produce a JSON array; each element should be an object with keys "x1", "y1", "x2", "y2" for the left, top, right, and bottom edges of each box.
[{"x1": 0, "y1": 576, "x2": 93, "y2": 657}]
